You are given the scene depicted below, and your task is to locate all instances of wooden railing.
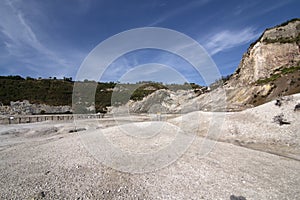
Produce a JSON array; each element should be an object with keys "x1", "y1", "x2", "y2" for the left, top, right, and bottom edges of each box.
[{"x1": 0, "y1": 113, "x2": 106, "y2": 125}]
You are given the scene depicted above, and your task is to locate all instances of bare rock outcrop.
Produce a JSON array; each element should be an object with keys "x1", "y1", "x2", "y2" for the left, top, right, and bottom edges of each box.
[
  {"x1": 228, "y1": 18, "x2": 300, "y2": 87},
  {"x1": 0, "y1": 100, "x2": 72, "y2": 115},
  {"x1": 222, "y1": 19, "x2": 300, "y2": 109},
  {"x1": 115, "y1": 89, "x2": 200, "y2": 114},
  {"x1": 195, "y1": 19, "x2": 300, "y2": 111},
  {"x1": 123, "y1": 19, "x2": 300, "y2": 113}
]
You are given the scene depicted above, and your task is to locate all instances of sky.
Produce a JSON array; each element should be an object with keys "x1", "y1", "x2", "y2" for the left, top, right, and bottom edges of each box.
[{"x1": 0, "y1": 0, "x2": 299, "y2": 85}]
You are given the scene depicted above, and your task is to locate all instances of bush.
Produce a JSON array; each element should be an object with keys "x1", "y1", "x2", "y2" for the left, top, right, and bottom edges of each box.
[{"x1": 273, "y1": 114, "x2": 290, "y2": 125}]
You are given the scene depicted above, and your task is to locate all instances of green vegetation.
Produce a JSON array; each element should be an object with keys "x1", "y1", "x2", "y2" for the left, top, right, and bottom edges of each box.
[
  {"x1": 273, "y1": 18, "x2": 300, "y2": 29},
  {"x1": 0, "y1": 76, "x2": 203, "y2": 112},
  {"x1": 262, "y1": 18, "x2": 300, "y2": 44},
  {"x1": 0, "y1": 77, "x2": 73, "y2": 106},
  {"x1": 281, "y1": 65, "x2": 300, "y2": 74},
  {"x1": 256, "y1": 63, "x2": 300, "y2": 85},
  {"x1": 249, "y1": 18, "x2": 300, "y2": 50},
  {"x1": 130, "y1": 82, "x2": 167, "y2": 101},
  {"x1": 256, "y1": 74, "x2": 281, "y2": 85},
  {"x1": 263, "y1": 33, "x2": 300, "y2": 44},
  {"x1": 0, "y1": 76, "x2": 115, "y2": 112}
]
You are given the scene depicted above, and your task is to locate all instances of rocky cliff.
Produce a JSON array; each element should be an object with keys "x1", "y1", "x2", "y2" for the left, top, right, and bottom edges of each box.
[
  {"x1": 224, "y1": 18, "x2": 300, "y2": 109},
  {"x1": 119, "y1": 19, "x2": 300, "y2": 113},
  {"x1": 229, "y1": 19, "x2": 300, "y2": 87}
]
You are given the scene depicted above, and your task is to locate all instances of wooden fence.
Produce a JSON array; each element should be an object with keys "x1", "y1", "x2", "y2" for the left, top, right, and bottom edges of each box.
[{"x1": 0, "y1": 113, "x2": 105, "y2": 125}]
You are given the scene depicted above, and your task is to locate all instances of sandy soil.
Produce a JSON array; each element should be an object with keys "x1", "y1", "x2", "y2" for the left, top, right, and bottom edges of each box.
[{"x1": 0, "y1": 95, "x2": 299, "y2": 199}]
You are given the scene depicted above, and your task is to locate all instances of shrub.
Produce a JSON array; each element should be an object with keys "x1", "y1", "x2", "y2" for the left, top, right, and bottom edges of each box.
[{"x1": 273, "y1": 114, "x2": 290, "y2": 125}]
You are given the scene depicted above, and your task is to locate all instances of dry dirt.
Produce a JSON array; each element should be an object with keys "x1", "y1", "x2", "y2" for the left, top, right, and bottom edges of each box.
[{"x1": 0, "y1": 94, "x2": 299, "y2": 199}]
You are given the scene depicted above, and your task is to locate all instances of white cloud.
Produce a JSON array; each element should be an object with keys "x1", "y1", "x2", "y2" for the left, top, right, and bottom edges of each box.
[
  {"x1": 203, "y1": 27, "x2": 259, "y2": 55},
  {"x1": 0, "y1": 0, "x2": 70, "y2": 72}
]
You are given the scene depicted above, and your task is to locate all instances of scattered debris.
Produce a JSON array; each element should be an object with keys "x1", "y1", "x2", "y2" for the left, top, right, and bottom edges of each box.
[{"x1": 273, "y1": 114, "x2": 290, "y2": 125}]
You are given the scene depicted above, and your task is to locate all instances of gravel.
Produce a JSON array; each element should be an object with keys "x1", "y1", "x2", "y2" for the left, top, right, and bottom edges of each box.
[{"x1": 0, "y1": 94, "x2": 299, "y2": 199}]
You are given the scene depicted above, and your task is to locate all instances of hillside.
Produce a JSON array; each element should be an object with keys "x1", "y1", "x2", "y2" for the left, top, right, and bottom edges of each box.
[
  {"x1": 0, "y1": 76, "x2": 74, "y2": 106},
  {"x1": 224, "y1": 18, "x2": 300, "y2": 108},
  {"x1": 0, "y1": 76, "x2": 203, "y2": 114},
  {"x1": 201, "y1": 18, "x2": 300, "y2": 111},
  {"x1": 1, "y1": 19, "x2": 300, "y2": 114},
  {"x1": 122, "y1": 19, "x2": 300, "y2": 113},
  {"x1": 0, "y1": 76, "x2": 116, "y2": 113}
]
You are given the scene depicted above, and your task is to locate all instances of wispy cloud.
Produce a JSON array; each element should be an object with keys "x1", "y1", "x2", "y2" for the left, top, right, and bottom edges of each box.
[
  {"x1": 233, "y1": 0, "x2": 293, "y2": 20},
  {"x1": 203, "y1": 27, "x2": 260, "y2": 55},
  {"x1": 148, "y1": 0, "x2": 211, "y2": 26},
  {"x1": 100, "y1": 55, "x2": 139, "y2": 82},
  {"x1": 0, "y1": 0, "x2": 71, "y2": 75}
]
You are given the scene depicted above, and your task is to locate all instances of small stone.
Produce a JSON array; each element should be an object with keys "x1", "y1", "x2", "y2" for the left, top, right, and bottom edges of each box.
[
  {"x1": 36, "y1": 191, "x2": 46, "y2": 198},
  {"x1": 45, "y1": 170, "x2": 50, "y2": 175},
  {"x1": 230, "y1": 195, "x2": 246, "y2": 200}
]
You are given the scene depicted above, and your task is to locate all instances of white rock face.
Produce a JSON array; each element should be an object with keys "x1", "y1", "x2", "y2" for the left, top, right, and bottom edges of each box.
[
  {"x1": 229, "y1": 42, "x2": 300, "y2": 87},
  {"x1": 228, "y1": 19, "x2": 300, "y2": 87},
  {"x1": 121, "y1": 20, "x2": 300, "y2": 113},
  {"x1": 109, "y1": 89, "x2": 201, "y2": 114},
  {"x1": 0, "y1": 100, "x2": 72, "y2": 115}
]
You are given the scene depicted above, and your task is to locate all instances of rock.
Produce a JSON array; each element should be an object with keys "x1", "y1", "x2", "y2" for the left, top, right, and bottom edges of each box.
[
  {"x1": 275, "y1": 99, "x2": 282, "y2": 107},
  {"x1": 223, "y1": 19, "x2": 300, "y2": 107},
  {"x1": 228, "y1": 19, "x2": 300, "y2": 87},
  {"x1": 0, "y1": 100, "x2": 72, "y2": 115},
  {"x1": 68, "y1": 128, "x2": 86, "y2": 133},
  {"x1": 294, "y1": 103, "x2": 300, "y2": 111},
  {"x1": 35, "y1": 191, "x2": 46, "y2": 199},
  {"x1": 111, "y1": 89, "x2": 200, "y2": 114},
  {"x1": 115, "y1": 19, "x2": 300, "y2": 113},
  {"x1": 230, "y1": 195, "x2": 246, "y2": 200},
  {"x1": 45, "y1": 170, "x2": 50, "y2": 175}
]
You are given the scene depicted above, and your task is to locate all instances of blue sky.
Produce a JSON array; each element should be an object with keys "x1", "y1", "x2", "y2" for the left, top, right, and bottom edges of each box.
[{"x1": 0, "y1": 0, "x2": 299, "y2": 85}]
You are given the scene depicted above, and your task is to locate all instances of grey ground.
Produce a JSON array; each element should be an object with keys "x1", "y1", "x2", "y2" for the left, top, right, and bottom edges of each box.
[{"x1": 0, "y1": 95, "x2": 299, "y2": 199}]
